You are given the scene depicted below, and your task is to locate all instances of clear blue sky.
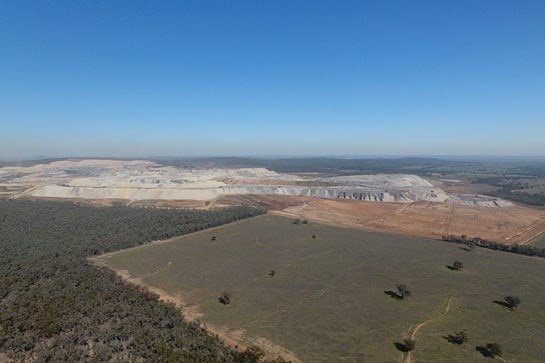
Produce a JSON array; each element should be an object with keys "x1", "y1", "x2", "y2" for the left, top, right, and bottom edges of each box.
[{"x1": 1, "y1": 0, "x2": 544, "y2": 159}]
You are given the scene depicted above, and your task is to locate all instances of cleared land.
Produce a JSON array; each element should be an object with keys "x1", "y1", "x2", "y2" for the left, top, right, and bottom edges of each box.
[
  {"x1": 93, "y1": 214, "x2": 545, "y2": 363},
  {"x1": 273, "y1": 197, "x2": 545, "y2": 245}
]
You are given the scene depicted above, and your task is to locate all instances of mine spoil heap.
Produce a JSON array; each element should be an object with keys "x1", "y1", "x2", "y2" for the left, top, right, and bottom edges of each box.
[{"x1": 0, "y1": 159, "x2": 507, "y2": 206}]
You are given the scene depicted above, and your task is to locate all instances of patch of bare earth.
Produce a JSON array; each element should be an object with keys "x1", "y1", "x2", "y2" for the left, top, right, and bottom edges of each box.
[
  {"x1": 212, "y1": 194, "x2": 310, "y2": 211},
  {"x1": 91, "y1": 264, "x2": 301, "y2": 363},
  {"x1": 276, "y1": 198, "x2": 545, "y2": 244}
]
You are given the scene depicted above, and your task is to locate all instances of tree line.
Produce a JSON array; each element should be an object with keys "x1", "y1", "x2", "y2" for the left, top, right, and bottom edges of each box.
[
  {"x1": 0, "y1": 199, "x2": 290, "y2": 362},
  {"x1": 441, "y1": 234, "x2": 545, "y2": 258}
]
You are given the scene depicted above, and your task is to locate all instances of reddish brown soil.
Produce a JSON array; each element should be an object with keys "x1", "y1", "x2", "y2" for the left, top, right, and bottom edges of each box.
[
  {"x1": 275, "y1": 198, "x2": 545, "y2": 245},
  {"x1": 212, "y1": 194, "x2": 310, "y2": 210}
]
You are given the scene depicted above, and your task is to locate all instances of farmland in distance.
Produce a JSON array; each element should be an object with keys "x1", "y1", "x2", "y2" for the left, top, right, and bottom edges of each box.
[{"x1": 94, "y1": 214, "x2": 545, "y2": 363}]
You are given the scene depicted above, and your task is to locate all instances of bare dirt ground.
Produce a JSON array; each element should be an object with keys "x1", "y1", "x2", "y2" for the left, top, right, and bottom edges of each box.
[
  {"x1": 271, "y1": 197, "x2": 545, "y2": 245},
  {"x1": 211, "y1": 194, "x2": 308, "y2": 210}
]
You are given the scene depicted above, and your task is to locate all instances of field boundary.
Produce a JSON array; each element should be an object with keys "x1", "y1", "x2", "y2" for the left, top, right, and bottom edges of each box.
[
  {"x1": 88, "y1": 214, "x2": 268, "y2": 261},
  {"x1": 89, "y1": 214, "x2": 302, "y2": 363}
]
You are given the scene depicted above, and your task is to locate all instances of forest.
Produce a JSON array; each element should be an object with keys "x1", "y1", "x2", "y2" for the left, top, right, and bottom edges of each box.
[{"x1": 0, "y1": 199, "x2": 290, "y2": 362}]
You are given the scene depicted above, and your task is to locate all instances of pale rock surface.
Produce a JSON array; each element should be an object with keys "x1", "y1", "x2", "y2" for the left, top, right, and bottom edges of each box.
[{"x1": 0, "y1": 159, "x2": 509, "y2": 206}]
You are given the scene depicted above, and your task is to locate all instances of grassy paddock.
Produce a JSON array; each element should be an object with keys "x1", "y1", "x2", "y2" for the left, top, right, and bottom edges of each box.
[
  {"x1": 530, "y1": 233, "x2": 545, "y2": 248},
  {"x1": 95, "y1": 215, "x2": 545, "y2": 363}
]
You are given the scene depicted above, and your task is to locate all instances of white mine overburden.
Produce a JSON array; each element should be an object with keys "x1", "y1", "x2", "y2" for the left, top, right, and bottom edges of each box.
[{"x1": 0, "y1": 159, "x2": 510, "y2": 206}]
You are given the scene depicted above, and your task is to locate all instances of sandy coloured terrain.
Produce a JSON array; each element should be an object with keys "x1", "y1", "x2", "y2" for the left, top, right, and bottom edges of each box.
[
  {"x1": 0, "y1": 160, "x2": 412, "y2": 201},
  {"x1": 272, "y1": 197, "x2": 545, "y2": 245},
  {"x1": 0, "y1": 159, "x2": 504, "y2": 206}
]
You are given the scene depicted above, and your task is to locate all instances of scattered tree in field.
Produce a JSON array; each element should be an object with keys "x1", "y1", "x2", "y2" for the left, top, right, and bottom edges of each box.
[
  {"x1": 504, "y1": 295, "x2": 521, "y2": 309},
  {"x1": 487, "y1": 343, "x2": 502, "y2": 357},
  {"x1": 312, "y1": 234, "x2": 316, "y2": 239},
  {"x1": 446, "y1": 330, "x2": 469, "y2": 345},
  {"x1": 268, "y1": 270, "x2": 276, "y2": 277},
  {"x1": 452, "y1": 260, "x2": 464, "y2": 271},
  {"x1": 293, "y1": 218, "x2": 301, "y2": 224},
  {"x1": 394, "y1": 338, "x2": 415, "y2": 353},
  {"x1": 211, "y1": 236, "x2": 216, "y2": 241},
  {"x1": 302, "y1": 219, "x2": 308, "y2": 224},
  {"x1": 396, "y1": 284, "x2": 411, "y2": 300},
  {"x1": 403, "y1": 338, "x2": 416, "y2": 351},
  {"x1": 218, "y1": 293, "x2": 231, "y2": 305}
]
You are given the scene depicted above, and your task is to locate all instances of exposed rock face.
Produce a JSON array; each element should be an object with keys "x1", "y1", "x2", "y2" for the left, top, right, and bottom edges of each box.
[
  {"x1": 216, "y1": 185, "x2": 446, "y2": 203},
  {"x1": 446, "y1": 194, "x2": 513, "y2": 207},
  {"x1": 28, "y1": 184, "x2": 447, "y2": 203},
  {"x1": 0, "y1": 159, "x2": 509, "y2": 207}
]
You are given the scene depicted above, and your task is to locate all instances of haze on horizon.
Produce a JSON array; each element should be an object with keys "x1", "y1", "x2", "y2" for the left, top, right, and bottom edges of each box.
[{"x1": 1, "y1": 1, "x2": 544, "y2": 160}]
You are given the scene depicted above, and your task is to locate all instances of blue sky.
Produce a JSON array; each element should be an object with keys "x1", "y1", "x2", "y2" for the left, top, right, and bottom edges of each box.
[{"x1": 1, "y1": 0, "x2": 544, "y2": 159}]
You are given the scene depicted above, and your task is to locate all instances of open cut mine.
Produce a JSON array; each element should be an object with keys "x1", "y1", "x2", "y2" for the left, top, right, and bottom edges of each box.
[{"x1": 0, "y1": 159, "x2": 507, "y2": 207}]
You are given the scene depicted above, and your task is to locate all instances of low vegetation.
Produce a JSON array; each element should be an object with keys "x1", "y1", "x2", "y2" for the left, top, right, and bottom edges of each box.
[
  {"x1": 449, "y1": 260, "x2": 464, "y2": 271},
  {"x1": 404, "y1": 338, "x2": 416, "y2": 351},
  {"x1": 219, "y1": 293, "x2": 232, "y2": 305},
  {"x1": 453, "y1": 260, "x2": 463, "y2": 270},
  {"x1": 445, "y1": 330, "x2": 469, "y2": 345},
  {"x1": 397, "y1": 284, "x2": 411, "y2": 300},
  {"x1": 477, "y1": 342, "x2": 503, "y2": 358},
  {"x1": 504, "y1": 295, "x2": 521, "y2": 310},
  {"x1": 530, "y1": 233, "x2": 545, "y2": 248},
  {"x1": 97, "y1": 214, "x2": 545, "y2": 362},
  {"x1": 394, "y1": 338, "x2": 415, "y2": 352}
]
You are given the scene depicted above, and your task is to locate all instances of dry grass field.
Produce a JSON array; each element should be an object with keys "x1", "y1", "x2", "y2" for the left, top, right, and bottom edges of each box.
[
  {"x1": 531, "y1": 233, "x2": 545, "y2": 248},
  {"x1": 93, "y1": 214, "x2": 545, "y2": 363}
]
